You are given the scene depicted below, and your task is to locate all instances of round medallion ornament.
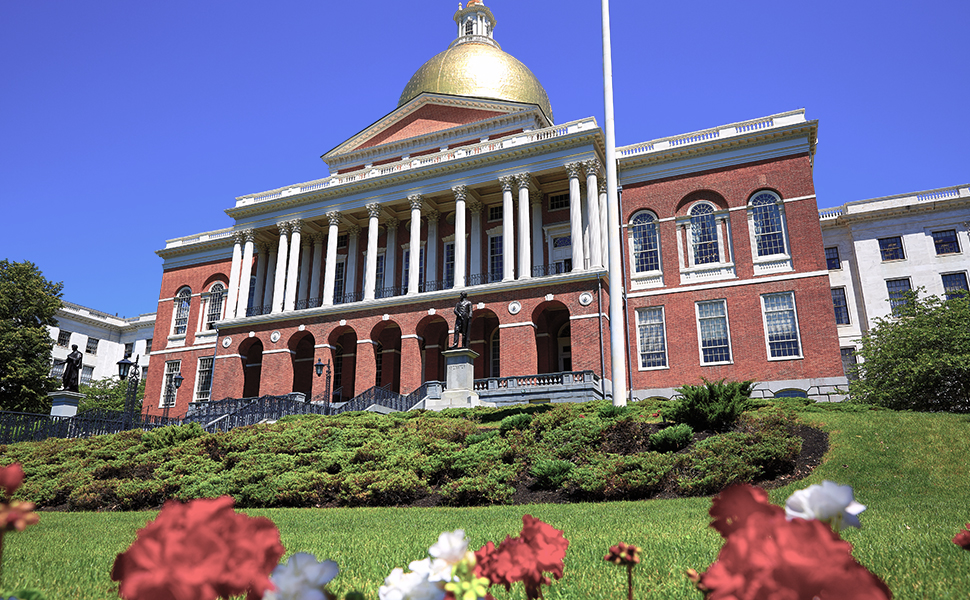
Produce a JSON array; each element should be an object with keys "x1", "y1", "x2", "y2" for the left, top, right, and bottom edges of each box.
[
  {"x1": 248, "y1": 331, "x2": 255, "y2": 338},
  {"x1": 578, "y1": 292, "x2": 593, "y2": 307},
  {"x1": 270, "y1": 331, "x2": 281, "y2": 343},
  {"x1": 298, "y1": 324, "x2": 306, "y2": 332},
  {"x1": 508, "y1": 301, "x2": 521, "y2": 315},
  {"x1": 222, "y1": 337, "x2": 232, "y2": 348}
]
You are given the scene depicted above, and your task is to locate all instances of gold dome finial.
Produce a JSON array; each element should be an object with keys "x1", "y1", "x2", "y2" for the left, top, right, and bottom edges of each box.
[{"x1": 397, "y1": 3, "x2": 554, "y2": 122}]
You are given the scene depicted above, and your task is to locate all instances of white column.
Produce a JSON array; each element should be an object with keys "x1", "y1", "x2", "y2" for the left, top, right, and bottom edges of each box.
[
  {"x1": 309, "y1": 233, "x2": 324, "y2": 306},
  {"x1": 345, "y1": 225, "x2": 360, "y2": 301},
  {"x1": 599, "y1": 180, "x2": 610, "y2": 266},
  {"x1": 407, "y1": 195, "x2": 423, "y2": 295},
  {"x1": 584, "y1": 159, "x2": 603, "y2": 269},
  {"x1": 263, "y1": 246, "x2": 277, "y2": 310},
  {"x1": 468, "y1": 200, "x2": 482, "y2": 284},
  {"x1": 452, "y1": 186, "x2": 467, "y2": 289},
  {"x1": 531, "y1": 193, "x2": 544, "y2": 271},
  {"x1": 252, "y1": 243, "x2": 267, "y2": 315},
  {"x1": 565, "y1": 163, "x2": 585, "y2": 271},
  {"x1": 323, "y1": 212, "x2": 340, "y2": 306},
  {"x1": 225, "y1": 232, "x2": 244, "y2": 319},
  {"x1": 284, "y1": 220, "x2": 302, "y2": 312},
  {"x1": 385, "y1": 218, "x2": 398, "y2": 296},
  {"x1": 425, "y1": 210, "x2": 439, "y2": 288},
  {"x1": 516, "y1": 173, "x2": 531, "y2": 280},
  {"x1": 272, "y1": 222, "x2": 290, "y2": 314},
  {"x1": 236, "y1": 229, "x2": 256, "y2": 317},
  {"x1": 364, "y1": 203, "x2": 381, "y2": 301},
  {"x1": 297, "y1": 234, "x2": 312, "y2": 307},
  {"x1": 499, "y1": 175, "x2": 516, "y2": 281}
]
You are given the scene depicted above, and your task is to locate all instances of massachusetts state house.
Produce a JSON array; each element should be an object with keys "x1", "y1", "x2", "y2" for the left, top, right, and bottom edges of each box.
[{"x1": 145, "y1": 1, "x2": 846, "y2": 418}]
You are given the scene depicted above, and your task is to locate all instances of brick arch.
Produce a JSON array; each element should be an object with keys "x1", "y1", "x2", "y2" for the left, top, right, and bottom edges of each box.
[
  {"x1": 415, "y1": 314, "x2": 450, "y2": 383},
  {"x1": 532, "y1": 300, "x2": 571, "y2": 374},
  {"x1": 202, "y1": 273, "x2": 229, "y2": 290},
  {"x1": 675, "y1": 190, "x2": 728, "y2": 215},
  {"x1": 327, "y1": 325, "x2": 358, "y2": 401},
  {"x1": 237, "y1": 337, "x2": 264, "y2": 398},
  {"x1": 288, "y1": 331, "x2": 316, "y2": 400},
  {"x1": 370, "y1": 320, "x2": 403, "y2": 393},
  {"x1": 470, "y1": 308, "x2": 500, "y2": 378}
]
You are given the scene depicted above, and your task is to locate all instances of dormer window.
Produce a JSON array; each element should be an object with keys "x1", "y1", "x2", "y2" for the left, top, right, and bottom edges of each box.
[{"x1": 465, "y1": 20, "x2": 474, "y2": 36}]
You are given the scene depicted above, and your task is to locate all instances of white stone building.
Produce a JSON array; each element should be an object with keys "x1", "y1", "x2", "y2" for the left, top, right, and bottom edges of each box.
[
  {"x1": 819, "y1": 184, "x2": 970, "y2": 376},
  {"x1": 49, "y1": 302, "x2": 155, "y2": 388}
]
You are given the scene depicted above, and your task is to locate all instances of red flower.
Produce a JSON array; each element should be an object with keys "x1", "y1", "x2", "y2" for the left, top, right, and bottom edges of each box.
[
  {"x1": 111, "y1": 496, "x2": 285, "y2": 600},
  {"x1": 604, "y1": 542, "x2": 641, "y2": 567},
  {"x1": 0, "y1": 463, "x2": 24, "y2": 497},
  {"x1": 954, "y1": 524, "x2": 970, "y2": 550},
  {"x1": 697, "y1": 511, "x2": 891, "y2": 599},
  {"x1": 0, "y1": 500, "x2": 39, "y2": 532},
  {"x1": 708, "y1": 484, "x2": 783, "y2": 538},
  {"x1": 475, "y1": 515, "x2": 569, "y2": 600}
]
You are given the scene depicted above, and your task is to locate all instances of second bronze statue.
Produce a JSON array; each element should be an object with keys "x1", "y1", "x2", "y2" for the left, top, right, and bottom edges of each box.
[{"x1": 452, "y1": 292, "x2": 472, "y2": 349}]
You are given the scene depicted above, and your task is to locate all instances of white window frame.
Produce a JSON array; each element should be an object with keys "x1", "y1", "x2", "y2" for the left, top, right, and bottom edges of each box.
[
  {"x1": 886, "y1": 277, "x2": 912, "y2": 317},
  {"x1": 85, "y1": 337, "x2": 99, "y2": 355},
  {"x1": 401, "y1": 244, "x2": 425, "y2": 290},
  {"x1": 443, "y1": 242, "x2": 456, "y2": 288},
  {"x1": 676, "y1": 201, "x2": 735, "y2": 283},
  {"x1": 760, "y1": 292, "x2": 803, "y2": 360},
  {"x1": 487, "y1": 229, "x2": 503, "y2": 283},
  {"x1": 695, "y1": 300, "x2": 733, "y2": 365},
  {"x1": 160, "y1": 360, "x2": 182, "y2": 408},
  {"x1": 548, "y1": 192, "x2": 569, "y2": 212},
  {"x1": 489, "y1": 328, "x2": 501, "y2": 377},
  {"x1": 170, "y1": 287, "x2": 192, "y2": 340},
  {"x1": 628, "y1": 210, "x2": 663, "y2": 289},
  {"x1": 930, "y1": 229, "x2": 962, "y2": 256},
  {"x1": 635, "y1": 306, "x2": 669, "y2": 370},
  {"x1": 831, "y1": 287, "x2": 851, "y2": 326},
  {"x1": 195, "y1": 356, "x2": 214, "y2": 402},
  {"x1": 199, "y1": 282, "x2": 227, "y2": 334},
  {"x1": 56, "y1": 330, "x2": 72, "y2": 347},
  {"x1": 878, "y1": 236, "x2": 906, "y2": 262},
  {"x1": 80, "y1": 366, "x2": 94, "y2": 386},
  {"x1": 942, "y1": 271, "x2": 969, "y2": 300},
  {"x1": 746, "y1": 191, "x2": 793, "y2": 273}
]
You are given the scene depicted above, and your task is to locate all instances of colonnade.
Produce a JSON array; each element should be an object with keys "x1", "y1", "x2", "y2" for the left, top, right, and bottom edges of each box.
[{"x1": 222, "y1": 159, "x2": 610, "y2": 320}]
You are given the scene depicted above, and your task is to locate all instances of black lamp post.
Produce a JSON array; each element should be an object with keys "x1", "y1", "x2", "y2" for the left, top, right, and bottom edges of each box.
[
  {"x1": 314, "y1": 358, "x2": 331, "y2": 413},
  {"x1": 117, "y1": 355, "x2": 140, "y2": 430}
]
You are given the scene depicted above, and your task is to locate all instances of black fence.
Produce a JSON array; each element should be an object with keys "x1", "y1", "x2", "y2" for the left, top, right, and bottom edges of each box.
[
  {"x1": 183, "y1": 394, "x2": 330, "y2": 432},
  {"x1": 0, "y1": 409, "x2": 178, "y2": 445},
  {"x1": 331, "y1": 382, "x2": 431, "y2": 414}
]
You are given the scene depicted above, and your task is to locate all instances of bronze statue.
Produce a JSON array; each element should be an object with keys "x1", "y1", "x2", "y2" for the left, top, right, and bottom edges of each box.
[
  {"x1": 61, "y1": 344, "x2": 83, "y2": 392},
  {"x1": 452, "y1": 292, "x2": 472, "y2": 349}
]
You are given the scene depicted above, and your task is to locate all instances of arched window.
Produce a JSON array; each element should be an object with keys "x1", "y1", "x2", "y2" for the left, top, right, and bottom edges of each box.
[
  {"x1": 489, "y1": 328, "x2": 500, "y2": 378},
  {"x1": 630, "y1": 211, "x2": 660, "y2": 273},
  {"x1": 750, "y1": 192, "x2": 787, "y2": 257},
  {"x1": 464, "y1": 19, "x2": 474, "y2": 36},
  {"x1": 172, "y1": 288, "x2": 191, "y2": 336},
  {"x1": 204, "y1": 283, "x2": 226, "y2": 330},
  {"x1": 690, "y1": 203, "x2": 719, "y2": 265}
]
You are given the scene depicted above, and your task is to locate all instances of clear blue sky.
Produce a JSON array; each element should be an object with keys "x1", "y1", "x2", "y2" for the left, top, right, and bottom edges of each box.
[{"x1": 1, "y1": 0, "x2": 967, "y2": 319}]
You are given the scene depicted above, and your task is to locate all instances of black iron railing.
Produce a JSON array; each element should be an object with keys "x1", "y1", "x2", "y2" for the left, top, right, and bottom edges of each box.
[
  {"x1": 183, "y1": 394, "x2": 329, "y2": 432},
  {"x1": 246, "y1": 305, "x2": 272, "y2": 317},
  {"x1": 376, "y1": 286, "x2": 403, "y2": 299},
  {"x1": 0, "y1": 409, "x2": 178, "y2": 445},
  {"x1": 334, "y1": 291, "x2": 364, "y2": 305},
  {"x1": 532, "y1": 263, "x2": 570, "y2": 277}
]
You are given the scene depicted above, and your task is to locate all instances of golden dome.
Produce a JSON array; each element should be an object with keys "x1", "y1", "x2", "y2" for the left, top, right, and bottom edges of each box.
[{"x1": 398, "y1": 38, "x2": 554, "y2": 122}]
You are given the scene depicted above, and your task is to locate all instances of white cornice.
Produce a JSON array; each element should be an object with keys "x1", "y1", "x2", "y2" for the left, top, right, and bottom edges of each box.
[{"x1": 819, "y1": 184, "x2": 970, "y2": 228}]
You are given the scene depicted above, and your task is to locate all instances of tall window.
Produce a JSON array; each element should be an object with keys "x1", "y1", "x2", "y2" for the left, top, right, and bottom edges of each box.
[
  {"x1": 932, "y1": 230, "x2": 960, "y2": 255},
  {"x1": 444, "y1": 243, "x2": 455, "y2": 288},
  {"x1": 824, "y1": 247, "x2": 841, "y2": 270},
  {"x1": 375, "y1": 253, "x2": 386, "y2": 295},
  {"x1": 841, "y1": 348, "x2": 859, "y2": 381},
  {"x1": 878, "y1": 237, "x2": 905, "y2": 261},
  {"x1": 124, "y1": 343, "x2": 134, "y2": 358},
  {"x1": 195, "y1": 357, "x2": 214, "y2": 402},
  {"x1": 690, "y1": 204, "x2": 719, "y2": 265},
  {"x1": 145, "y1": 339, "x2": 153, "y2": 354},
  {"x1": 489, "y1": 329, "x2": 500, "y2": 377},
  {"x1": 85, "y1": 337, "x2": 99, "y2": 355},
  {"x1": 205, "y1": 283, "x2": 226, "y2": 330},
  {"x1": 942, "y1": 272, "x2": 968, "y2": 300},
  {"x1": 886, "y1": 278, "x2": 912, "y2": 316},
  {"x1": 488, "y1": 235, "x2": 503, "y2": 282},
  {"x1": 749, "y1": 192, "x2": 786, "y2": 256},
  {"x1": 80, "y1": 366, "x2": 94, "y2": 386},
  {"x1": 636, "y1": 307, "x2": 667, "y2": 369},
  {"x1": 831, "y1": 288, "x2": 850, "y2": 325},
  {"x1": 696, "y1": 300, "x2": 732, "y2": 364},
  {"x1": 762, "y1": 292, "x2": 801, "y2": 359},
  {"x1": 548, "y1": 193, "x2": 569, "y2": 211},
  {"x1": 56, "y1": 330, "x2": 71, "y2": 347},
  {"x1": 173, "y1": 288, "x2": 191, "y2": 335},
  {"x1": 333, "y1": 262, "x2": 346, "y2": 303},
  {"x1": 487, "y1": 205, "x2": 502, "y2": 222},
  {"x1": 50, "y1": 361, "x2": 65, "y2": 379},
  {"x1": 631, "y1": 212, "x2": 660, "y2": 273},
  {"x1": 402, "y1": 248, "x2": 425, "y2": 290},
  {"x1": 161, "y1": 360, "x2": 181, "y2": 408}
]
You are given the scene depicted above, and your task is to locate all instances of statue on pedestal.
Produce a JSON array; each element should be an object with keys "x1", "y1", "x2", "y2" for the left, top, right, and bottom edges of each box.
[
  {"x1": 452, "y1": 292, "x2": 472, "y2": 349},
  {"x1": 61, "y1": 344, "x2": 83, "y2": 392}
]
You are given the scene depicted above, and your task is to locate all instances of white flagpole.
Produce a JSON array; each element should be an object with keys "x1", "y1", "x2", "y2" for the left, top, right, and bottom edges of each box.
[{"x1": 601, "y1": 0, "x2": 628, "y2": 406}]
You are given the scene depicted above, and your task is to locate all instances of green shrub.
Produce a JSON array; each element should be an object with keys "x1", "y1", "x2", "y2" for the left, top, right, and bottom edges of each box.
[
  {"x1": 538, "y1": 416, "x2": 608, "y2": 460},
  {"x1": 565, "y1": 452, "x2": 673, "y2": 500},
  {"x1": 142, "y1": 423, "x2": 204, "y2": 450},
  {"x1": 340, "y1": 469, "x2": 428, "y2": 506},
  {"x1": 674, "y1": 429, "x2": 801, "y2": 495},
  {"x1": 499, "y1": 413, "x2": 533, "y2": 435},
  {"x1": 529, "y1": 459, "x2": 575, "y2": 489},
  {"x1": 465, "y1": 430, "x2": 499, "y2": 445},
  {"x1": 439, "y1": 465, "x2": 515, "y2": 506},
  {"x1": 597, "y1": 405, "x2": 629, "y2": 420},
  {"x1": 649, "y1": 423, "x2": 694, "y2": 453},
  {"x1": 662, "y1": 379, "x2": 754, "y2": 431}
]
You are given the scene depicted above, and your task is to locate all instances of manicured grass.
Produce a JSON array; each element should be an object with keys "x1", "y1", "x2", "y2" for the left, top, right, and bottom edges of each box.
[{"x1": 3, "y1": 407, "x2": 969, "y2": 599}]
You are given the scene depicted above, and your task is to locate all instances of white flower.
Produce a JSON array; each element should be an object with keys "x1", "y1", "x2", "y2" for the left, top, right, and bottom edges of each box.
[
  {"x1": 785, "y1": 480, "x2": 866, "y2": 531},
  {"x1": 409, "y1": 557, "x2": 454, "y2": 583},
  {"x1": 264, "y1": 552, "x2": 338, "y2": 600},
  {"x1": 378, "y1": 568, "x2": 445, "y2": 600},
  {"x1": 428, "y1": 529, "x2": 468, "y2": 564}
]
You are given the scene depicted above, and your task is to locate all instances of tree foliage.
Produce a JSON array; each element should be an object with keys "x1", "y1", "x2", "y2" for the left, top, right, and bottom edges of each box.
[
  {"x1": 79, "y1": 377, "x2": 147, "y2": 413},
  {"x1": 0, "y1": 260, "x2": 63, "y2": 413},
  {"x1": 851, "y1": 289, "x2": 970, "y2": 412}
]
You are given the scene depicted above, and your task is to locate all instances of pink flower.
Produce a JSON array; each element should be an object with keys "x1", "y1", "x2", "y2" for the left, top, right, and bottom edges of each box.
[
  {"x1": 475, "y1": 515, "x2": 568, "y2": 600},
  {"x1": 0, "y1": 463, "x2": 24, "y2": 497},
  {"x1": 604, "y1": 542, "x2": 641, "y2": 567},
  {"x1": 708, "y1": 484, "x2": 783, "y2": 538},
  {"x1": 111, "y1": 496, "x2": 285, "y2": 600},
  {"x1": 0, "y1": 500, "x2": 39, "y2": 532},
  {"x1": 954, "y1": 524, "x2": 970, "y2": 550}
]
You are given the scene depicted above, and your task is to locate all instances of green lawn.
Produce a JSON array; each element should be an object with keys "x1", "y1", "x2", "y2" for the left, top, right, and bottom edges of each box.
[{"x1": 2, "y1": 407, "x2": 969, "y2": 599}]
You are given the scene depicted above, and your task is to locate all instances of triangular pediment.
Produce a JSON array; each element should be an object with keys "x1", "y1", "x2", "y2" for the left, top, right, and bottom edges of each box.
[{"x1": 322, "y1": 93, "x2": 549, "y2": 171}]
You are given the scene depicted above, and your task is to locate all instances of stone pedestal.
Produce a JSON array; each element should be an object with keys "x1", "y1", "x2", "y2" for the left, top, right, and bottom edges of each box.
[
  {"x1": 48, "y1": 391, "x2": 85, "y2": 417},
  {"x1": 425, "y1": 348, "x2": 494, "y2": 411}
]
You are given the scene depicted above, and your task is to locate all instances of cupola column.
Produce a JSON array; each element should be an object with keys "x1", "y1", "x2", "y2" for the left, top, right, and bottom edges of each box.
[
  {"x1": 584, "y1": 160, "x2": 603, "y2": 269},
  {"x1": 272, "y1": 222, "x2": 290, "y2": 314},
  {"x1": 364, "y1": 203, "x2": 381, "y2": 301},
  {"x1": 252, "y1": 243, "x2": 268, "y2": 316},
  {"x1": 236, "y1": 229, "x2": 256, "y2": 317},
  {"x1": 425, "y1": 210, "x2": 440, "y2": 289},
  {"x1": 499, "y1": 176, "x2": 516, "y2": 281},
  {"x1": 468, "y1": 200, "x2": 483, "y2": 283},
  {"x1": 226, "y1": 233, "x2": 244, "y2": 320},
  {"x1": 323, "y1": 212, "x2": 341, "y2": 306},
  {"x1": 385, "y1": 218, "x2": 399, "y2": 297},
  {"x1": 407, "y1": 195, "x2": 423, "y2": 295},
  {"x1": 308, "y1": 233, "x2": 324, "y2": 306},
  {"x1": 565, "y1": 163, "x2": 586, "y2": 271},
  {"x1": 452, "y1": 186, "x2": 467, "y2": 289},
  {"x1": 284, "y1": 220, "x2": 303, "y2": 312},
  {"x1": 515, "y1": 174, "x2": 532, "y2": 280}
]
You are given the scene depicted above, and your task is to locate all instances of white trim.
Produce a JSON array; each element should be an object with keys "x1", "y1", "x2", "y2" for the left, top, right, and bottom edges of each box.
[
  {"x1": 150, "y1": 344, "x2": 217, "y2": 356},
  {"x1": 760, "y1": 291, "x2": 803, "y2": 361},
  {"x1": 263, "y1": 348, "x2": 296, "y2": 355},
  {"x1": 570, "y1": 313, "x2": 609, "y2": 321},
  {"x1": 627, "y1": 269, "x2": 829, "y2": 298},
  {"x1": 635, "y1": 306, "x2": 668, "y2": 371},
  {"x1": 695, "y1": 299, "x2": 734, "y2": 366},
  {"x1": 498, "y1": 321, "x2": 536, "y2": 329},
  {"x1": 216, "y1": 353, "x2": 243, "y2": 360}
]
